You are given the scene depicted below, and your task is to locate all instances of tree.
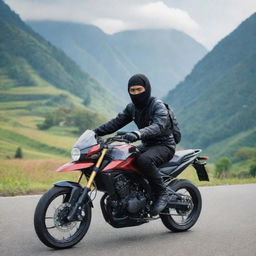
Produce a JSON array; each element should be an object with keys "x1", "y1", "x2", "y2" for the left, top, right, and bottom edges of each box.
[
  {"x1": 215, "y1": 157, "x2": 232, "y2": 178},
  {"x1": 37, "y1": 106, "x2": 106, "y2": 133},
  {"x1": 249, "y1": 162, "x2": 256, "y2": 177},
  {"x1": 14, "y1": 147, "x2": 23, "y2": 158}
]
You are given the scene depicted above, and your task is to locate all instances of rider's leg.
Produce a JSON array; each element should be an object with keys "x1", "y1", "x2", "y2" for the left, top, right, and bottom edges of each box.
[{"x1": 135, "y1": 145, "x2": 175, "y2": 215}]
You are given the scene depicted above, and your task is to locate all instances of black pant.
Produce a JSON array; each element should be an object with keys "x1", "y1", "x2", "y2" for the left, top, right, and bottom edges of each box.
[{"x1": 134, "y1": 145, "x2": 175, "y2": 194}]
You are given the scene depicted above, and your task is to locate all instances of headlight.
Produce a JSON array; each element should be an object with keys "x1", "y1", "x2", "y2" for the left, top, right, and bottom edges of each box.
[{"x1": 71, "y1": 148, "x2": 81, "y2": 161}]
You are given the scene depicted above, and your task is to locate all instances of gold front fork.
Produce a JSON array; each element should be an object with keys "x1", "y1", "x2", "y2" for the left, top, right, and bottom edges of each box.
[{"x1": 86, "y1": 148, "x2": 107, "y2": 189}]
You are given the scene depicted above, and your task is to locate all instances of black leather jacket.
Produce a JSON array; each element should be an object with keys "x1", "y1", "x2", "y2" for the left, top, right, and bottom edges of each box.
[{"x1": 95, "y1": 97, "x2": 176, "y2": 149}]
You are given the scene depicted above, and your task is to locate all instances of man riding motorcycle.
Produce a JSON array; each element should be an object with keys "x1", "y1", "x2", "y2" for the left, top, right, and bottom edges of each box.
[{"x1": 94, "y1": 74, "x2": 177, "y2": 216}]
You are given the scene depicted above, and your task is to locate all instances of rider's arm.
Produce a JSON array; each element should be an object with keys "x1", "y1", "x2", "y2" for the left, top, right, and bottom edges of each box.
[
  {"x1": 94, "y1": 104, "x2": 133, "y2": 136},
  {"x1": 135, "y1": 100, "x2": 169, "y2": 140}
]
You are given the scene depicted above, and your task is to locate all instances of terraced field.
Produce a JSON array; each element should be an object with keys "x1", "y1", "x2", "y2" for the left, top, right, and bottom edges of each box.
[{"x1": 0, "y1": 84, "x2": 87, "y2": 159}]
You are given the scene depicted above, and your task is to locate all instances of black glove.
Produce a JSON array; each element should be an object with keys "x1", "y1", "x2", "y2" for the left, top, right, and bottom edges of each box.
[
  {"x1": 123, "y1": 132, "x2": 140, "y2": 142},
  {"x1": 93, "y1": 128, "x2": 105, "y2": 136}
]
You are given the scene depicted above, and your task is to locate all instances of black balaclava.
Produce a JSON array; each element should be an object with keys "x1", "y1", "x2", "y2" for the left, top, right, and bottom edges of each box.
[{"x1": 128, "y1": 74, "x2": 151, "y2": 109}]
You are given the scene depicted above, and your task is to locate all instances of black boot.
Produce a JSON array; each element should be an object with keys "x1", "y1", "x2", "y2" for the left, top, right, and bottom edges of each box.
[
  {"x1": 151, "y1": 192, "x2": 168, "y2": 216},
  {"x1": 150, "y1": 179, "x2": 168, "y2": 216}
]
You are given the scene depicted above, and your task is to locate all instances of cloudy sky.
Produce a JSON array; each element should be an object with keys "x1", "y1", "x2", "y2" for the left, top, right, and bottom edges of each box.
[{"x1": 4, "y1": 0, "x2": 256, "y2": 49}]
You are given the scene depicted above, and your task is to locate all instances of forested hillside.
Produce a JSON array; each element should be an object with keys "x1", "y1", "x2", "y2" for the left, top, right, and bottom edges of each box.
[
  {"x1": 0, "y1": 0, "x2": 118, "y2": 159},
  {"x1": 165, "y1": 13, "x2": 256, "y2": 160},
  {"x1": 28, "y1": 21, "x2": 207, "y2": 98},
  {"x1": 0, "y1": 0, "x2": 119, "y2": 114}
]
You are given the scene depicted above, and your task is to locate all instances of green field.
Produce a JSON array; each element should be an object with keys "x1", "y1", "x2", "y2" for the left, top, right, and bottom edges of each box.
[
  {"x1": 0, "y1": 158, "x2": 79, "y2": 196},
  {"x1": 0, "y1": 81, "x2": 105, "y2": 159},
  {"x1": 0, "y1": 82, "x2": 105, "y2": 195},
  {"x1": 0, "y1": 75, "x2": 109, "y2": 195},
  {"x1": 0, "y1": 115, "x2": 76, "y2": 159}
]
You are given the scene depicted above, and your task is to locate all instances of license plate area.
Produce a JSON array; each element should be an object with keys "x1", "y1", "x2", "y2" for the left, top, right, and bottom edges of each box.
[{"x1": 193, "y1": 161, "x2": 209, "y2": 181}]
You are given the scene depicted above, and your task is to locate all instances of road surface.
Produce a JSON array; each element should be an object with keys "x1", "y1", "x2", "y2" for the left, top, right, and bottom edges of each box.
[{"x1": 0, "y1": 184, "x2": 256, "y2": 256}]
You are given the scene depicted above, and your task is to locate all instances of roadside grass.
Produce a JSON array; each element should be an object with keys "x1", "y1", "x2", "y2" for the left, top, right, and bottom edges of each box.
[
  {"x1": 0, "y1": 159, "x2": 80, "y2": 196},
  {"x1": 179, "y1": 163, "x2": 256, "y2": 186},
  {"x1": 1, "y1": 159, "x2": 256, "y2": 196}
]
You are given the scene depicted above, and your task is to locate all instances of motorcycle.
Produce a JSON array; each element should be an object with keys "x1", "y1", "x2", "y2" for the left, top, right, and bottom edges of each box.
[{"x1": 34, "y1": 130, "x2": 209, "y2": 249}]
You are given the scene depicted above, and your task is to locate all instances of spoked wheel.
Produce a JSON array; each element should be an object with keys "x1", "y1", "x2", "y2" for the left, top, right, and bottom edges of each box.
[
  {"x1": 160, "y1": 179, "x2": 202, "y2": 232},
  {"x1": 34, "y1": 186, "x2": 91, "y2": 249}
]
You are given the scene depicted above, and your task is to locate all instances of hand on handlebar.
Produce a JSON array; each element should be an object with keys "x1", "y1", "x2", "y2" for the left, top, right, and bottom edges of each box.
[
  {"x1": 123, "y1": 132, "x2": 140, "y2": 142},
  {"x1": 97, "y1": 131, "x2": 141, "y2": 144},
  {"x1": 104, "y1": 136, "x2": 129, "y2": 144}
]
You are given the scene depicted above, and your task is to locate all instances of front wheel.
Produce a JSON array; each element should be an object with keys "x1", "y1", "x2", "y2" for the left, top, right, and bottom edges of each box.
[
  {"x1": 34, "y1": 186, "x2": 91, "y2": 249},
  {"x1": 160, "y1": 179, "x2": 202, "y2": 232}
]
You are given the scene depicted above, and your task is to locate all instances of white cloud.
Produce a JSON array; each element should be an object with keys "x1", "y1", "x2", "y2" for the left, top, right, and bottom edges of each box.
[
  {"x1": 164, "y1": 0, "x2": 256, "y2": 48},
  {"x1": 4, "y1": 0, "x2": 256, "y2": 49},
  {"x1": 4, "y1": 0, "x2": 199, "y2": 35},
  {"x1": 136, "y1": 2, "x2": 198, "y2": 31},
  {"x1": 93, "y1": 18, "x2": 128, "y2": 34}
]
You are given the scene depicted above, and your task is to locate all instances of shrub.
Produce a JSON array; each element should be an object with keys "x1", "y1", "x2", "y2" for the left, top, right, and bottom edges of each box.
[
  {"x1": 215, "y1": 157, "x2": 232, "y2": 178},
  {"x1": 14, "y1": 147, "x2": 23, "y2": 158},
  {"x1": 249, "y1": 162, "x2": 256, "y2": 177}
]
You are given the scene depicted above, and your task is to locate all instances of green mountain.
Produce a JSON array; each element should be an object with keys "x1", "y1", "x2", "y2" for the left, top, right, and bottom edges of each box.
[
  {"x1": 27, "y1": 21, "x2": 207, "y2": 98},
  {"x1": 165, "y1": 13, "x2": 256, "y2": 160},
  {"x1": 112, "y1": 29, "x2": 207, "y2": 97},
  {"x1": 0, "y1": 0, "x2": 119, "y2": 115},
  {"x1": 0, "y1": 0, "x2": 119, "y2": 159}
]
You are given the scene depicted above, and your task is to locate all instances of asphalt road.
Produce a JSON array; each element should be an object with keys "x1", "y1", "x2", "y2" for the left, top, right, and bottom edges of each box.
[{"x1": 0, "y1": 184, "x2": 256, "y2": 256}]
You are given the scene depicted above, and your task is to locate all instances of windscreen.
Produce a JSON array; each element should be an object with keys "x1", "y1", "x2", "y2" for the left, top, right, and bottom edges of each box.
[{"x1": 73, "y1": 130, "x2": 98, "y2": 150}]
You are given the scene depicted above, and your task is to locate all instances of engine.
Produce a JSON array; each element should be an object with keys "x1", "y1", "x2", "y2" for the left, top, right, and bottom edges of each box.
[{"x1": 111, "y1": 174, "x2": 147, "y2": 216}]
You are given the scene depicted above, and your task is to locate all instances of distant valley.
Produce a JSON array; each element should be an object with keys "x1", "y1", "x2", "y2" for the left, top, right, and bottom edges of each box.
[{"x1": 27, "y1": 21, "x2": 207, "y2": 99}]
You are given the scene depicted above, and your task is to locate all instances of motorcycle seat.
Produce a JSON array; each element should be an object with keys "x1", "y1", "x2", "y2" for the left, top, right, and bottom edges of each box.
[{"x1": 159, "y1": 149, "x2": 197, "y2": 168}]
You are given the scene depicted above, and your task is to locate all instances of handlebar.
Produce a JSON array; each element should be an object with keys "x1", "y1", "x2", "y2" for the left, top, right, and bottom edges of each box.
[
  {"x1": 104, "y1": 135, "x2": 130, "y2": 145},
  {"x1": 95, "y1": 131, "x2": 135, "y2": 146},
  {"x1": 95, "y1": 133, "x2": 141, "y2": 152}
]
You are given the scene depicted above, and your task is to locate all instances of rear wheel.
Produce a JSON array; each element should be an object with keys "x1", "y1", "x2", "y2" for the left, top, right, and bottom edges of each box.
[
  {"x1": 160, "y1": 179, "x2": 202, "y2": 232},
  {"x1": 34, "y1": 186, "x2": 91, "y2": 249}
]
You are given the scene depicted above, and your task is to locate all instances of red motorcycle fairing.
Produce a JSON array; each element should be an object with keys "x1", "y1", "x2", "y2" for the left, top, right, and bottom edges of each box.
[
  {"x1": 109, "y1": 144, "x2": 135, "y2": 159},
  {"x1": 56, "y1": 143, "x2": 137, "y2": 173},
  {"x1": 87, "y1": 144, "x2": 101, "y2": 156},
  {"x1": 56, "y1": 162, "x2": 94, "y2": 172},
  {"x1": 102, "y1": 157, "x2": 138, "y2": 171}
]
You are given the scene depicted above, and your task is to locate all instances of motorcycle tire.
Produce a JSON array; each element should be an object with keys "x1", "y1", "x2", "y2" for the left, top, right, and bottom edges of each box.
[
  {"x1": 34, "y1": 186, "x2": 91, "y2": 249},
  {"x1": 160, "y1": 179, "x2": 202, "y2": 232}
]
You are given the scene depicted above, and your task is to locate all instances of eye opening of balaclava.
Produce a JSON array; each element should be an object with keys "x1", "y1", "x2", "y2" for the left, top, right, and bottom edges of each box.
[{"x1": 128, "y1": 74, "x2": 151, "y2": 109}]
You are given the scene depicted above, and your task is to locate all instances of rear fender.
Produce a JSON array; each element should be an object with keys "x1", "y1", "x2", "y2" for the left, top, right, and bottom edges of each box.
[
  {"x1": 193, "y1": 160, "x2": 209, "y2": 181},
  {"x1": 54, "y1": 181, "x2": 93, "y2": 208}
]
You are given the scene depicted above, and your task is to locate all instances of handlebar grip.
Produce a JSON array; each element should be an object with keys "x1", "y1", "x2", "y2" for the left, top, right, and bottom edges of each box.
[
  {"x1": 116, "y1": 131, "x2": 127, "y2": 136},
  {"x1": 105, "y1": 136, "x2": 130, "y2": 144}
]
